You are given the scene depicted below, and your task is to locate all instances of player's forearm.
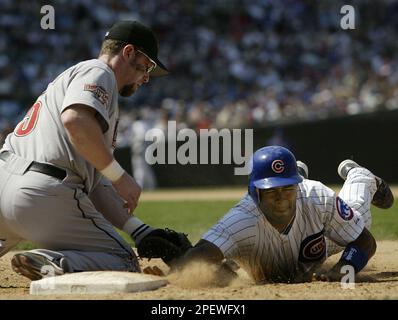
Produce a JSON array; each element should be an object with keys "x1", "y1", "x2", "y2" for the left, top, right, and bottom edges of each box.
[
  {"x1": 350, "y1": 227, "x2": 377, "y2": 260},
  {"x1": 179, "y1": 240, "x2": 237, "y2": 286},
  {"x1": 89, "y1": 179, "x2": 130, "y2": 229},
  {"x1": 337, "y1": 228, "x2": 376, "y2": 272},
  {"x1": 331, "y1": 228, "x2": 376, "y2": 276},
  {"x1": 315, "y1": 228, "x2": 376, "y2": 282},
  {"x1": 61, "y1": 106, "x2": 114, "y2": 171},
  {"x1": 182, "y1": 239, "x2": 225, "y2": 266}
]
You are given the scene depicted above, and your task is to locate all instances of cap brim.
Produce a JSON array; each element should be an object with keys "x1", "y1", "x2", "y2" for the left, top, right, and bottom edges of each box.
[
  {"x1": 150, "y1": 60, "x2": 169, "y2": 77},
  {"x1": 139, "y1": 49, "x2": 169, "y2": 77},
  {"x1": 253, "y1": 175, "x2": 303, "y2": 189}
]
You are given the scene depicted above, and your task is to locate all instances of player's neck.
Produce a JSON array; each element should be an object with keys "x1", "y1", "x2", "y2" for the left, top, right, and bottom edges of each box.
[
  {"x1": 98, "y1": 54, "x2": 123, "y2": 89},
  {"x1": 264, "y1": 210, "x2": 296, "y2": 234},
  {"x1": 279, "y1": 213, "x2": 296, "y2": 234},
  {"x1": 99, "y1": 54, "x2": 116, "y2": 68}
]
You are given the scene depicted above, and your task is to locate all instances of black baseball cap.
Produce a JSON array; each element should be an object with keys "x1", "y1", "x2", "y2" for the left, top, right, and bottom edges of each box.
[{"x1": 104, "y1": 20, "x2": 168, "y2": 76}]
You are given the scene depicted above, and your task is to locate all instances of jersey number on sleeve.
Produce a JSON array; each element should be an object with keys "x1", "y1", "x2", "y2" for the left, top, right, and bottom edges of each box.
[{"x1": 14, "y1": 101, "x2": 42, "y2": 137}]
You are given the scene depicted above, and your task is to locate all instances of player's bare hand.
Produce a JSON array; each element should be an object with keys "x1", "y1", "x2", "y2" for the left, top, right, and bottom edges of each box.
[
  {"x1": 112, "y1": 173, "x2": 141, "y2": 213},
  {"x1": 313, "y1": 271, "x2": 342, "y2": 282},
  {"x1": 143, "y1": 266, "x2": 165, "y2": 276},
  {"x1": 312, "y1": 263, "x2": 345, "y2": 282}
]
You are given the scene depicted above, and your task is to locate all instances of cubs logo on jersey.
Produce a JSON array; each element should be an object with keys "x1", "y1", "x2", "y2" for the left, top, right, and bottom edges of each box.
[
  {"x1": 336, "y1": 197, "x2": 354, "y2": 221},
  {"x1": 298, "y1": 230, "x2": 326, "y2": 263}
]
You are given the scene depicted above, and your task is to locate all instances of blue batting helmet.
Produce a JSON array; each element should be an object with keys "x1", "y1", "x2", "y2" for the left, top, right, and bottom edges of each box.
[{"x1": 248, "y1": 146, "x2": 303, "y2": 204}]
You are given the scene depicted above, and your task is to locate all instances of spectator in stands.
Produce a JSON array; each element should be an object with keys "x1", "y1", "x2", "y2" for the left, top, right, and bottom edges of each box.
[{"x1": 2, "y1": 0, "x2": 398, "y2": 146}]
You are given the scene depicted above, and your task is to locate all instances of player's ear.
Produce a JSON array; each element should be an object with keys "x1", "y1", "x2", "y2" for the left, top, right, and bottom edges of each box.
[{"x1": 122, "y1": 44, "x2": 135, "y2": 60}]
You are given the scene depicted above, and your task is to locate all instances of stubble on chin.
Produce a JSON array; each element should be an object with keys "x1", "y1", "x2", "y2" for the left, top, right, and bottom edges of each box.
[{"x1": 119, "y1": 84, "x2": 137, "y2": 97}]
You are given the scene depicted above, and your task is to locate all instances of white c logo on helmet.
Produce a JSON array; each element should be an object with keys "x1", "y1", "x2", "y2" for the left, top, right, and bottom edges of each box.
[{"x1": 271, "y1": 160, "x2": 285, "y2": 173}]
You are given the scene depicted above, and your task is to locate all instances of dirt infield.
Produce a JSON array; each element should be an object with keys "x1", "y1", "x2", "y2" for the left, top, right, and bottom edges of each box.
[
  {"x1": 1, "y1": 187, "x2": 397, "y2": 299},
  {"x1": 0, "y1": 241, "x2": 397, "y2": 300}
]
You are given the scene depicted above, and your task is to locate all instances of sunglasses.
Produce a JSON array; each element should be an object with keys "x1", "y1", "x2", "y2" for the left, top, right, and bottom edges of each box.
[{"x1": 136, "y1": 49, "x2": 157, "y2": 73}]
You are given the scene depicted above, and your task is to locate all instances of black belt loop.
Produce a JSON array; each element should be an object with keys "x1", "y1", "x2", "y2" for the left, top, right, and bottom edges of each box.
[{"x1": 0, "y1": 151, "x2": 67, "y2": 180}]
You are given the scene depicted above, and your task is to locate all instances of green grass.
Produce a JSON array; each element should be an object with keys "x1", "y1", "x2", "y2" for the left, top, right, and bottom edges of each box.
[
  {"x1": 369, "y1": 204, "x2": 398, "y2": 240},
  {"x1": 15, "y1": 200, "x2": 398, "y2": 250},
  {"x1": 129, "y1": 200, "x2": 236, "y2": 243}
]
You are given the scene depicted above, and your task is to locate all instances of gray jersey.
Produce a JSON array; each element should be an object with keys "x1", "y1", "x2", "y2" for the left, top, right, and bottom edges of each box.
[
  {"x1": 0, "y1": 59, "x2": 140, "y2": 273},
  {"x1": 202, "y1": 179, "x2": 365, "y2": 283},
  {"x1": 2, "y1": 59, "x2": 119, "y2": 192}
]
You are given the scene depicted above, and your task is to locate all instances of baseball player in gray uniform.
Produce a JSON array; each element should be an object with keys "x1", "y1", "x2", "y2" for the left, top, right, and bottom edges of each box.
[
  {"x1": 178, "y1": 146, "x2": 394, "y2": 284},
  {"x1": 0, "y1": 20, "x2": 170, "y2": 280}
]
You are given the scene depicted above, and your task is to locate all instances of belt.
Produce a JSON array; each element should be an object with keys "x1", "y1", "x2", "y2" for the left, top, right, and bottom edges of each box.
[{"x1": 0, "y1": 151, "x2": 67, "y2": 180}]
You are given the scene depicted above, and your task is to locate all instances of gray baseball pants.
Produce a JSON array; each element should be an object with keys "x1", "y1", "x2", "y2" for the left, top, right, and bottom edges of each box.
[{"x1": 0, "y1": 152, "x2": 139, "y2": 273}]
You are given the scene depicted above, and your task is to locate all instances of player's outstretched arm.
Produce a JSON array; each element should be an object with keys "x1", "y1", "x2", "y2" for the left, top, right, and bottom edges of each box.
[
  {"x1": 89, "y1": 177, "x2": 132, "y2": 229},
  {"x1": 181, "y1": 239, "x2": 224, "y2": 265},
  {"x1": 315, "y1": 228, "x2": 376, "y2": 282},
  {"x1": 173, "y1": 239, "x2": 238, "y2": 286}
]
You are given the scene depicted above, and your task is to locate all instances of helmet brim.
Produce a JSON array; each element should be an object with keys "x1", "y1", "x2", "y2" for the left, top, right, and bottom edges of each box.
[{"x1": 253, "y1": 175, "x2": 303, "y2": 190}]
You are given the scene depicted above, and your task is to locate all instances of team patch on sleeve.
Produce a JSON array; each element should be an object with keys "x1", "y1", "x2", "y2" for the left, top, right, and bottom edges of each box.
[
  {"x1": 84, "y1": 84, "x2": 109, "y2": 105},
  {"x1": 336, "y1": 197, "x2": 354, "y2": 221}
]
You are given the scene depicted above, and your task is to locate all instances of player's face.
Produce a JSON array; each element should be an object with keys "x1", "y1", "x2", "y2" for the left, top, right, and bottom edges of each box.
[
  {"x1": 119, "y1": 49, "x2": 156, "y2": 97},
  {"x1": 258, "y1": 185, "x2": 298, "y2": 228}
]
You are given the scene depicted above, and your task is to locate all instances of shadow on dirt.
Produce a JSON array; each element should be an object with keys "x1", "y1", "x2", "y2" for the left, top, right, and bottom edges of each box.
[{"x1": 356, "y1": 271, "x2": 398, "y2": 283}]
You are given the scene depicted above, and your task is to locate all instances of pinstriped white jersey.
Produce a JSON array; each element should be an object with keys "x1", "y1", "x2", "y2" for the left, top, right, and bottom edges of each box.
[{"x1": 202, "y1": 179, "x2": 365, "y2": 283}]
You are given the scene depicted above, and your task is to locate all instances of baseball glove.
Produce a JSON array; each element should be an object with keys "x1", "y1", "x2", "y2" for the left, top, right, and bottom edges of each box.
[{"x1": 136, "y1": 228, "x2": 193, "y2": 267}]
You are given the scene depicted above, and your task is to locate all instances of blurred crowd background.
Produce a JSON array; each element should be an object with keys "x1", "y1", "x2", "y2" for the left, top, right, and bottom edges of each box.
[{"x1": 1, "y1": 0, "x2": 398, "y2": 148}]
